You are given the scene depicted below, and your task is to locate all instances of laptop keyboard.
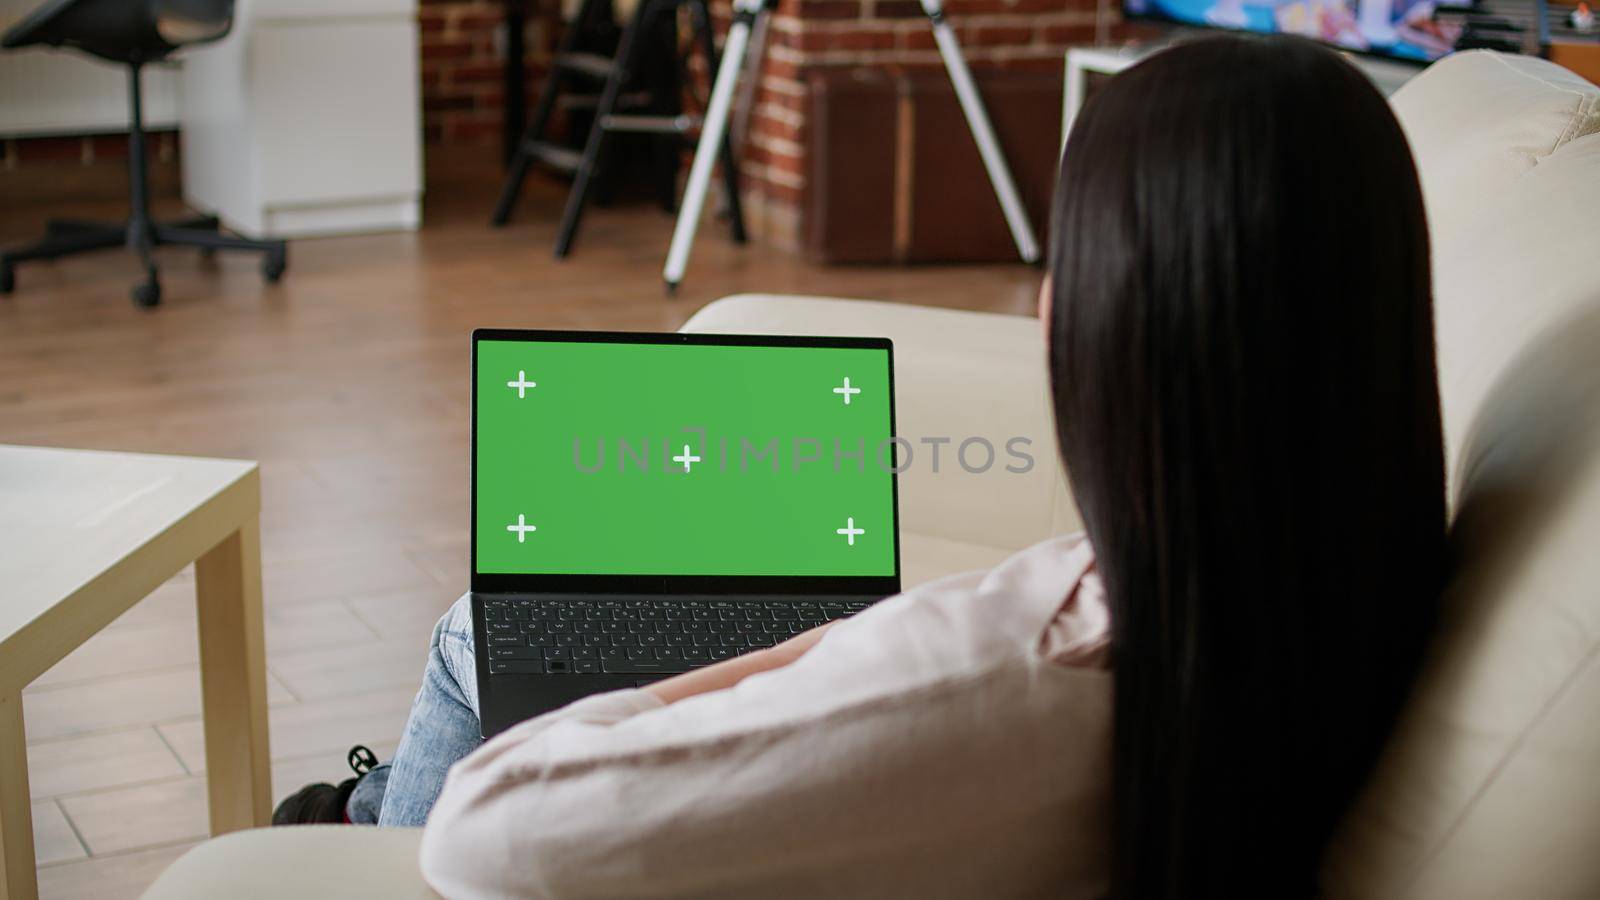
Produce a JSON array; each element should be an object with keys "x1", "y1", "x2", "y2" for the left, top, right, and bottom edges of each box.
[{"x1": 483, "y1": 598, "x2": 871, "y2": 676}]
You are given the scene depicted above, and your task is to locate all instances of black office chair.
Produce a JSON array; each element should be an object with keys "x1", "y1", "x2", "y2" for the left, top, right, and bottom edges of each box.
[{"x1": 0, "y1": 0, "x2": 287, "y2": 307}]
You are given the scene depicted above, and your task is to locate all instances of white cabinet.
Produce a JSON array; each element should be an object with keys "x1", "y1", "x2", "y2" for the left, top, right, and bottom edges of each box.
[{"x1": 180, "y1": 0, "x2": 422, "y2": 237}]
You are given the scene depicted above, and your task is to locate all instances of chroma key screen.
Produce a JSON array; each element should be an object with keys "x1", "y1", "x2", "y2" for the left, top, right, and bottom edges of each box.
[{"x1": 473, "y1": 336, "x2": 896, "y2": 577}]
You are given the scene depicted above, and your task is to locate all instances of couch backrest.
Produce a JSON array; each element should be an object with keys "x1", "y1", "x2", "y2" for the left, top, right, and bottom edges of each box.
[
  {"x1": 1322, "y1": 53, "x2": 1600, "y2": 897},
  {"x1": 680, "y1": 296, "x2": 1080, "y2": 553},
  {"x1": 1389, "y1": 50, "x2": 1600, "y2": 491},
  {"x1": 686, "y1": 51, "x2": 1600, "y2": 896}
]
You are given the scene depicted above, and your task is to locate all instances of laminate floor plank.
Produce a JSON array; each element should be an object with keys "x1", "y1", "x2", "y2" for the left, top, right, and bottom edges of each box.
[
  {"x1": 60, "y1": 778, "x2": 209, "y2": 857},
  {"x1": 23, "y1": 667, "x2": 297, "y2": 741},
  {"x1": 36, "y1": 842, "x2": 196, "y2": 900},
  {"x1": 26, "y1": 728, "x2": 188, "y2": 800},
  {"x1": 33, "y1": 802, "x2": 87, "y2": 866},
  {"x1": 157, "y1": 687, "x2": 421, "y2": 774}
]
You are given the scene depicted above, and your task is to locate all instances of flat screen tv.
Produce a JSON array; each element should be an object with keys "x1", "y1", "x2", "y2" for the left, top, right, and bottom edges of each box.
[{"x1": 1124, "y1": 0, "x2": 1478, "y2": 63}]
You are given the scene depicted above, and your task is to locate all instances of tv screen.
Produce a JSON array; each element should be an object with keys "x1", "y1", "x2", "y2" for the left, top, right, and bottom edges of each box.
[{"x1": 1125, "y1": 0, "x2": 1473, "y2": 62}]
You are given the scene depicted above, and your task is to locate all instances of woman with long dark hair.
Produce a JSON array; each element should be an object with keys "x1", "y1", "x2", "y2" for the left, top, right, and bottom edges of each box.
[
  {"x1": 1050, "y1": 35, "x2": 1445, "y2": 896},
  {"x1": 277, "y1": 33, "x2": 1445, "y2": 898}
]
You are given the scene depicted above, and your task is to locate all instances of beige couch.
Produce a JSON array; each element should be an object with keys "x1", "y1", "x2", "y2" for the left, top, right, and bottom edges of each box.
[{"x1": 145, "y1": 50, "x2": 1600, "y2": 898}]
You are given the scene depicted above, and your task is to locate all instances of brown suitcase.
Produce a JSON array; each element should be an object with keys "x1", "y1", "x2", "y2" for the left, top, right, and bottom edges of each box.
[{"x1": 805, "y1": 67, "x2": 1062, "y2": 264}]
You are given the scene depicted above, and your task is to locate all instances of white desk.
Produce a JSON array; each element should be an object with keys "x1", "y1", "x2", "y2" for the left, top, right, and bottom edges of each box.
[{"x1": 0, "y1": 446, "x2": 270, "y2": 900}]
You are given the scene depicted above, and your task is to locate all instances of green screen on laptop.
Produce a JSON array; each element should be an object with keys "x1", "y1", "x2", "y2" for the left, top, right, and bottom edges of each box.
[{"x1": 474, "y1": 336, "x2": 896, "y2": 578}]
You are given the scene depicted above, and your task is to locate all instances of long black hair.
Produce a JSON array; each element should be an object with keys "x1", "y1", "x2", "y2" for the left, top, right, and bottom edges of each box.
[{"x1": 1048, "y1": 35, "x2": 1446, "y2": 898}]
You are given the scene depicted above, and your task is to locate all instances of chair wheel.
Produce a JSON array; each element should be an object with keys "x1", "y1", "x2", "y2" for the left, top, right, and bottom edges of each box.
[
  {"x1": 262, "y1": 245, "x2": 287, "y2": 283},
  {"x1": 132, "y1": 279, "x2": 161, "y2": 307},
  {"x1": 0, "y1": 261, "x2": 14, "y2": 295}
]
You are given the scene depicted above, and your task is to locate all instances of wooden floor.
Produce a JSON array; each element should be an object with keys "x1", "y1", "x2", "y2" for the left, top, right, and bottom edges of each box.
[{"x1": 0, "y1": 147, "x2": 1039, "y2": 899}]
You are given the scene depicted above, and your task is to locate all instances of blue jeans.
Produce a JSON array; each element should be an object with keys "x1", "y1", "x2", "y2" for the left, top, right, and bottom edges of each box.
[{"x1": 347, "y1": 595, "x2": 483, "y2": 827}]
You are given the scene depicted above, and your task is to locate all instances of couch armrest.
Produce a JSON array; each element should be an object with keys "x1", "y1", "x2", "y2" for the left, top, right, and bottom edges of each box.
[
  {"x1": 143, "y1": 826, "x2": 434, "y2": 899},
  {"x1": 683, "y1": 295, "x2": 1078, "y2": 563}
]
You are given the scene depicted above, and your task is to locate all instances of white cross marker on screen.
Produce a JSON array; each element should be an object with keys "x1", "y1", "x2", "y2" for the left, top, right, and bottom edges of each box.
[
  {"x1": 836, "y1": 517, "x2": 865, "y2": 546},
  {"x1": 506, "y1": 514, "x2": 537, "y2": 542},
  {"x1": 672, "y1": 444, "x2": 702, "y2": 473},
  {"x1": 506, "y1": 371, "x2": 537, "y2": 398},
  {"x1": 833, "y1": 377, "x2": 861, "y2": 405}
]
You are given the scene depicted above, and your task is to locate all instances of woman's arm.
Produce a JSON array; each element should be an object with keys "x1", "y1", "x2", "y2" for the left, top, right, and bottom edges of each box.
[
  {"x1": 417, "y1": 562, "x2": 1063, "y2": 899},
  {"x1": 644, "y1": 622, "x2": 834, "y2": 705}
]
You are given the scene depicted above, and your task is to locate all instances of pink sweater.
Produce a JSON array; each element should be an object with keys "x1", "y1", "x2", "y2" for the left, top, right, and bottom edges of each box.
[{"x1": 421, "y1": 535, "x2": 1112, "y2": 899}]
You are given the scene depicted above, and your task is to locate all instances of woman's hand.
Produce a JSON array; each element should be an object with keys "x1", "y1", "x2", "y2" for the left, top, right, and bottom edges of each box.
[{"x1": 644, "y1": 621, "x2": 835, "y2": 706}]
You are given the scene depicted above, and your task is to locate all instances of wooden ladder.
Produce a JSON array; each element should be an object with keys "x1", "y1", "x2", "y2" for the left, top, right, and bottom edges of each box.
[{"x1": 490, "y1": 0, "x2": 747, "y2": 259}]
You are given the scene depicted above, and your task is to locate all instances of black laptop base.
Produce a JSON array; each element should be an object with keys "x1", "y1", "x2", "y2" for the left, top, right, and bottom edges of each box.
[
  {"x1": 472, "y1": 592, "x2": 879, "y2": 738},
  {"x1": 477, "y1": 669, "x2": 663, "y2": 738}
]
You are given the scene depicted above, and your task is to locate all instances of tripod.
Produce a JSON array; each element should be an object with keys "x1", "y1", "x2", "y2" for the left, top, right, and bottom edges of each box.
[{"x1": 662, "y1": 0, "x2": 1042, "y2": 292}]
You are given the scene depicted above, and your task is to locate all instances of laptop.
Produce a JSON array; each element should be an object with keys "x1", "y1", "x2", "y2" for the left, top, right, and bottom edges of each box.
[{"x1": 470, "y1": 328, "x2": 902, "y2": 737}]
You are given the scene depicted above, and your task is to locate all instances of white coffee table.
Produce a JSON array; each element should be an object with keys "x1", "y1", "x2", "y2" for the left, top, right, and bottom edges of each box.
[{"x1": 0, "y1": 446, "x2": 271, "y2": 900}]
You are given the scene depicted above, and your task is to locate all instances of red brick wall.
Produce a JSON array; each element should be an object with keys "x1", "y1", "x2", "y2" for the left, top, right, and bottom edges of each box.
[
  {"x1": 419, "y1": 0, "x2": 563, "y2": 144},
  {"x1": 413, "y1": 0, "x2": 1123, "y2": 148},
  {"x1": 413, "y1": 0, "x2": 1131, "y2": 248},
  {"x1": 406, "y1": 0, "x2": 1132, "y2": 245},
  {"x1": 737, "y1": 0, "x2": 1128, "y2": 247},
  {"x1": 1, "y1": 131, "x2": 176, "y2": 169},
  {"x1": 4, "y1": 0, "x2": 1131, "y2": 249}
]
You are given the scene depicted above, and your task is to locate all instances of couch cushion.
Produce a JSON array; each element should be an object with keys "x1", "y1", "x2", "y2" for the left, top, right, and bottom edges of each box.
[
  {"x1": 1323, "y1": 298, "x2": 1600, "y2": 898},
  {"x1": 1390, "y1": 55, "x2": 1600, "y2": 495},
  {"x1": 901, "y1": 530, "x2": 1016, "y2": 588},
  {"x1": 1325, "y1": 51, "x2": 1600, "y2": 899},
  {"x1": 1428, "y1": 128, "x2": 1600, "y2": 495},
  {"x1": 143, "y1": 826, "x2": 433, "y2": 899},
  {"x1": 1391, "y1": 51, "x2": 1600, "y2": 257}
]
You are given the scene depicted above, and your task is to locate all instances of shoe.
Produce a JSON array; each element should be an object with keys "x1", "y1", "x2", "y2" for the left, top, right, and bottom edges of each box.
[{"x1": 271, "y1": 745, "x2": 380, "y2": 826}]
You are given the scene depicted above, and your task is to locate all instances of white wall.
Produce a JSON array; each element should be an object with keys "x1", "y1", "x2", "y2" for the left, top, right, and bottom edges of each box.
[{"x1": 0, "y1": 0, "x2": 181, "y2": 137}]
